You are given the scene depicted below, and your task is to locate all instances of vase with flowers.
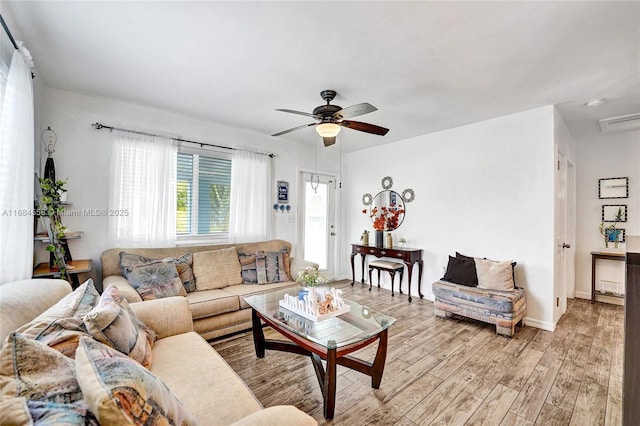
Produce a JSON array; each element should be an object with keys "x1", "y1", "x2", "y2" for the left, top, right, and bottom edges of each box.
[
  {"x1": 296, "y1": 266, "x2": 326, "y2": 306},
  {"x1": 362, "y1": 205, "x2": 405, "y2": 247}
]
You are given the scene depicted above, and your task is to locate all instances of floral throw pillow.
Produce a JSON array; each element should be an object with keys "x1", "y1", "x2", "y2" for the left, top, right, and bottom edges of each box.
[
  {"x1": 126, "y1": 262, "x2": 187, "y2": 301},
  {"x1": 119, "y1": 252, "x2": 195, "y2": 294}
]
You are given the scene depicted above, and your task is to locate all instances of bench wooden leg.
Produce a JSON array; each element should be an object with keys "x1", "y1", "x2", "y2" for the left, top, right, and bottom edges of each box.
[
  {"x1": 435, "y1": 308, "x2": 451, "y2": 318},
  {"x1": 377, "y1": 269, "x2": 381, "y2": 289},
  {"x1": 496, "y1": 324, "x2": 515, "y2": 337},
  {"x1": 368, "y1": 268, "x2": 373, "y2": 291}
]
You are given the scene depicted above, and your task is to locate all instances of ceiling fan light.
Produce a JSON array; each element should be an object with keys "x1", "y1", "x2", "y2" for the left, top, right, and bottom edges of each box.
[{"x1": 316, "y1": 123, "x2": 341, "y2": 138}]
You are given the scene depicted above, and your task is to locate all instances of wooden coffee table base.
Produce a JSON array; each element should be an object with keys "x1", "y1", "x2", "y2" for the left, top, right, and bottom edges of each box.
[{"x1": 251, "y1": 309, "x2": 389, "y2": 419}]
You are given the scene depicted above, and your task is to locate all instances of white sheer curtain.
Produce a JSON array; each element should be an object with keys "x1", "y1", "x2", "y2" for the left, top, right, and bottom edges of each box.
[
  {"x1": 229, "y1": 150, "x2": 272, "y2": 243},
  {"x1": 108, "y1": 132, "x2": 177, "y2": 247},
  {"x1": 0, "y1": 44, "x2": 34, "y2": 284}
]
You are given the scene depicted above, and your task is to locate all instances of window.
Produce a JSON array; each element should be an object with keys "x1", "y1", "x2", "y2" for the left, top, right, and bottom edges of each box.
[{"x1": 177, "y1": 151, "x2": 231, "y2": 239}]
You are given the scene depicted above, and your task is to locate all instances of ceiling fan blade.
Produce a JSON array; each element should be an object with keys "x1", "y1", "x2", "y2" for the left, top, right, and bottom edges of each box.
[
  {"x1": 275, "y1": 108, "x2": 318, "y2": 118},
  {"x1": 272, "y1": 123, "x2": 316, "y2": 137},
  {"x1": 340, "y1": 120, "x2": 389, "y2": 136},
  {"x1": 334, "y1": 103, "x2": 377, "y2": 119},
  {"x1": 323, "y1": 136, "x2": 336, "y2": 147}
]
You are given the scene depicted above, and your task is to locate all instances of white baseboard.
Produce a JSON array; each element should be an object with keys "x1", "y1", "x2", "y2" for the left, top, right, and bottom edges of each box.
[
  {"x1": 524, "y1": 317, "x2": 555, "y2": 332},
  {"x1": 575, "y1": 291, "x2": 591, "y2": 300}
]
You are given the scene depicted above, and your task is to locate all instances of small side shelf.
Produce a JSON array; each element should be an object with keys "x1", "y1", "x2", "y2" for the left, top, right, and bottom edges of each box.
[
  {"x1": 33, "y1": 259, "x2": 92, "y2": 278},
  {"x1": 34, "y1": 231, "x2": 83, "y2": 242}
]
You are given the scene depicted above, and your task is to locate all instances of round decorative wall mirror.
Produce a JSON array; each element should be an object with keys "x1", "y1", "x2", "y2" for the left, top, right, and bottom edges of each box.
[{"x1": 369, "y1": 190, "x2": 405, "y2": 231}]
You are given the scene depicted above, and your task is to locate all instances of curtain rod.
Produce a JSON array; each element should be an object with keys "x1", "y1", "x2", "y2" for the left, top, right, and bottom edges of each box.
[
  {"x1": 92, "y1": 122, "x2": 275, "y2": 158},
  {"x1": 0, "y1": 13, "x2": 36, "y2": 79}
]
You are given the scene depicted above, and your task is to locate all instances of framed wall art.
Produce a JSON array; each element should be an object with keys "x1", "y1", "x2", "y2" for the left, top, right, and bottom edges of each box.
[
  {"x1": 602, "y1": 205, "x2": 627, "y2": 222},
  {"x1": 277, "y1": 180, "x2": 289, "y2": 203},
  {"x1": 606, "y1": 228, "x2": 626, "y2": 243},
  {"x1": 598, "y1": 177, "x2": 628, "y2": 199}
]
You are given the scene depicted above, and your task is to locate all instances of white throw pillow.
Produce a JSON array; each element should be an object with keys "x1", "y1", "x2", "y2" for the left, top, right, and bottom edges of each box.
[{"x1": 475, "y1": 258, "x2": 515, "y2": 291}]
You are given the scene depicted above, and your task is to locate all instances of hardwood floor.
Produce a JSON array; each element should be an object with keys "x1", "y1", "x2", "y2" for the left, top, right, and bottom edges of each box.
[{"x1": 212, "y1": 280, "x2": 623, "y2": 425}]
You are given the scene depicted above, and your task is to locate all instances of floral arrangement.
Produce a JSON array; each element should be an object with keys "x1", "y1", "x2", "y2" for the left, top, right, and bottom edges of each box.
[
  {"x1": 296, "y1": 266, "x2": 326, "y2": 287},
  {"x1": 362, "y1": 206, "x2": 405, "y2": 231}
]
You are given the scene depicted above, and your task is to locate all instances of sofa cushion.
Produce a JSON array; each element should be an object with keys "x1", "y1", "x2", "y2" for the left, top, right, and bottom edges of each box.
[
  {"x1": 126, "y1": 261, "x2": 187, "y2": 300},
  {"x1": 149, "y1": 332, "x2": 262, "y2": 424},
  {"x1": 75, "y1": 336, "x2": 196, "y2": 425},
  {"x1": 442, "y1": 255, "x2": 477, "y2": 287},
  {"x1": 186, "y1": 289, "x2": 240, "y2": 320},
  {"x1": 83, "y1": 285, "x2": 156, "y2": 368},
  {"x1": 223, "y1": 281, "x2": 300, "y2": 309},
  {"x1": 256, "y1": 250, "x2": 290, "y2": 284},
  {"x1": 475, "y1": 258, "x2": 515, "y2": 290},
  {"x1": 432, "y1": 280, "x2": 525, "y2": 315},
  {"x1": 193, "y1": 247, "x2": 243, "y2": 290}
]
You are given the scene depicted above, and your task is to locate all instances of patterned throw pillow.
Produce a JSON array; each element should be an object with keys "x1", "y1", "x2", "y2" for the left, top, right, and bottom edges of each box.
[
  {"x1": 0, "y1": 333, "x2": 83, "y2": 404},
  {"x1": 83, "y1": 285, "x2": 156, "y2": 368},
  {"x1": 120, "y1": 252, "x2": 195, "y2": 294},
  {"x1": 255, "y1": 250, "x2": 291, "y2": 284},
  {"x1": 15, "y1": 279, "x2": 100, "y2": 359},
  {"x1": 239, "y1": 253, "x2": 258, "y2": 283},
  {"x1": 28, "y1": 400, "x2": 98, "y2": 425},
  {"x1": 126, "y1": 262, "x2": 187, "y2": 301},
  {"x1": 75, "y1": 336, "x2": 196, "y2": 426}
]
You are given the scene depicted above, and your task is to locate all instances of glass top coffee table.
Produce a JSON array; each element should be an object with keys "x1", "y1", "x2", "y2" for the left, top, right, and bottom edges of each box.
[{"x1": 244, "y1": 286, "x2": 396, "y2": 419}]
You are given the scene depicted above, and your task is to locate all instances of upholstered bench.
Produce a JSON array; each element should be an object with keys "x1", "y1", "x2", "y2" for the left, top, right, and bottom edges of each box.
[
  {"x1": 432, "y1": 279, "x2": 526, "y2": 337},
  {"x1": 369, "y1": 260, "x2": 404, "y2": 297}
]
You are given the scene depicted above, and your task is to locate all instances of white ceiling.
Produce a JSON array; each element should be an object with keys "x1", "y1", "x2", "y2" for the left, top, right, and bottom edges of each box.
[{"x1": 5, "y1": 1, "x2": 640, "y2": 151}]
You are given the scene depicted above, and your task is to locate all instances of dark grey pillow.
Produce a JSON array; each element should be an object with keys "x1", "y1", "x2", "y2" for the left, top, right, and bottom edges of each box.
[{"x1": 443, "y1": 255, "x2": 478, "y2": 287}]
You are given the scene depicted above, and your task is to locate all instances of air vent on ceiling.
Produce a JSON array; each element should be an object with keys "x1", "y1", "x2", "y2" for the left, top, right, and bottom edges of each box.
[{"x1": 599, "y1": 113, "x2": 640, "y2": 134}]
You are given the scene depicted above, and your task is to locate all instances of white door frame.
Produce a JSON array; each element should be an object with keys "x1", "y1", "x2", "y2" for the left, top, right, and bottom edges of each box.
[{"x1": 296, "y1": 168, "x2": 340, "y2": 280}]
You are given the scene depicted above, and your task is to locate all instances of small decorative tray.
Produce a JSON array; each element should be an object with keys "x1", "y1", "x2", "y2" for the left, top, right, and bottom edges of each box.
[{"x1": 279, "y1": 300, "x2": 351, "y2": 322}]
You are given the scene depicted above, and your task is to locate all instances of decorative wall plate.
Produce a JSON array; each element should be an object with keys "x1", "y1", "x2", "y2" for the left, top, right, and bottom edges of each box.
[
  {"x1": 381, "y1": 176, "x2": 393, "y2": 189},
  {"x1": 362, "y1": 193, "x2": 373, "y2": 205},
  {"x1": 402, "y1": 188, "x2": 415, "y2": 203}
]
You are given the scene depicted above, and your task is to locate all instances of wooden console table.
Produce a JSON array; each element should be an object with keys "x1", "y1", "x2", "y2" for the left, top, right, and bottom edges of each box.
[
  {"x1": 350, "y1": 244, "x2": 423, "y2": 302},
  {"x1": 591, "y1": 251, "x2": 625, "y2": 303}
]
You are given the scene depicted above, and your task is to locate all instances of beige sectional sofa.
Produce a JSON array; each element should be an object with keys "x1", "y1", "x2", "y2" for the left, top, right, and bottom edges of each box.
[
  {"x1": 0, "y1": 278, "x2": 316, "y2": 425},
  {"x1": 101, "y1": 239, "x2": 319, "y2": 340}
]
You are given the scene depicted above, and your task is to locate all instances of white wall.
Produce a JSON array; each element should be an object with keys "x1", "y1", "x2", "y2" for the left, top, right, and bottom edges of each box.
[
  {"x1": 575, "y1": 130, "x2": 640, "y2": 299},
  {"x1": 35, "y1": 87, "x2": 340, "y2": 288},
  {"x1": 343, "y1": 106, "x2": 557, "y2": 329}
]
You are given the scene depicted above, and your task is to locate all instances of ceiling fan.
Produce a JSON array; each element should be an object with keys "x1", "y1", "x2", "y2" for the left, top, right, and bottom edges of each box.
[{"x1": 272, "y1": 90, "x2": 389, "y2": 147}]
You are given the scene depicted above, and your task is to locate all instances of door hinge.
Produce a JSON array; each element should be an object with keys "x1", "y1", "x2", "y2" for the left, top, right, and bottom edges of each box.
[
  {"x1": 556, "y1": 297, "x2": 559, "y2": 307},
  {"x1": 557, "y1": 160, "x2": 560, "y2": 171}
]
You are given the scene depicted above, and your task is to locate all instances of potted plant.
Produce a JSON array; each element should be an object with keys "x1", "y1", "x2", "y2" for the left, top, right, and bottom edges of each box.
[
  {"x1": 296, "y1": 266, "x2": 326, "y2": 306},
  {"x1": 599, "y1": 207, "x2": 623, "y2": 249},
  {"x1": 38, "y1": 177, "x2": 69, "y2": 280}
]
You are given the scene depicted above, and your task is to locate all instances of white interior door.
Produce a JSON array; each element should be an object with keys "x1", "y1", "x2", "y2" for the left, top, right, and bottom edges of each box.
[
  {"x1": 554, "y1": 151, "x2": 569, "y2": 322},
  {"x1": 298, "y1": 171, "x2": 337, "y2": 279}
]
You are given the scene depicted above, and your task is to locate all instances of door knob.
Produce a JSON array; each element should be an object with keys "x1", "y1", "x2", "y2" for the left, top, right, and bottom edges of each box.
[{"x1": 562, "y1": 243, "x2": 571, "y2": 249}]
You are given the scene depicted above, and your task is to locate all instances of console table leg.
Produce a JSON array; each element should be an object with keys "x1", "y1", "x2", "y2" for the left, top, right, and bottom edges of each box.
[
  {"x1": 350, "y1": 253, "x2": 356, "y2": 286},
  {"x1": 417, "y1": 259, "x2": 424, "y2": 299}
]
